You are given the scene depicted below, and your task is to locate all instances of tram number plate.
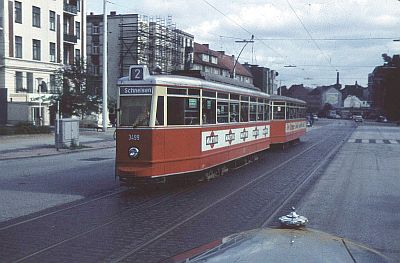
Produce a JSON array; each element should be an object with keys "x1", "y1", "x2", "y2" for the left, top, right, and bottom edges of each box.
[
  {"x1": 130, "y1": 67, "x2": 143, "y2": 80},
  {"x1": 129, "y1": 134, "x2": 140, "y2": 141}
]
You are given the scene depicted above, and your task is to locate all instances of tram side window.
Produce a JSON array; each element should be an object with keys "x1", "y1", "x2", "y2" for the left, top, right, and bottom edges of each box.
[
  {"x1": 286, "y1": 106, "x2": 291, "y2": 119},
  {"x1": 257, "y1": 104, "x2": 264, "y2": 121},
  {"x1": 156, "y1": 96, "x2": 164, "y2": 125},
  {"x1": 217, "y1": 101, "x2": 229, "y2": 123},
  {"x1": 186, "y1": 98, "x2": 200, "y2": 125},
  {"x1": 273, "y1": 105, "x2": 285, "y2": 119},
  {"x1": 167, "y1": 97, "x2": 184, "y2": 125},
  {"x1": 167, "y1": 97, "x2": 200, "y2": 125},
  {"x1": 120, "y1": 96, "x2": 152, "y2": 127},
  {"x1": 249, "y1": 103, "x2": 257, "y2": 121},
  {"x1": 230, "y1": 102, "x2": 239, "y2": 122},
  {"x1": 202, "y1": 98, "x2": 216, "y2": 124},
  {"x1": 240, "y1": 101, "x2": 249, "y2": 122},
  {"x1": 264, "y1": 103, "x2": 270, "y2": 121}
]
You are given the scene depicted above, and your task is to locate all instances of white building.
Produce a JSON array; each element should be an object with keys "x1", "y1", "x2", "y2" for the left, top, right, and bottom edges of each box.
[
  {"x1": 343, "y1": 95, "x2": 370, "y2": 108},
  {"x1": 0, "y1": 0, "x2": 86, "y2": 125}
]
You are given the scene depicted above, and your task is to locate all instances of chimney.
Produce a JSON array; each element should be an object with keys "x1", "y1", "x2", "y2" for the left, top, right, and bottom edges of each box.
[
  {"x1": 90, "y1": 12, "x2": 93, "y2": 15},
  {"x1": 336, "y1": 71, "x2": 340, "y2": 85},
  {"x1": 110, "y1": 11, "x2": 116, "y2": 16}
]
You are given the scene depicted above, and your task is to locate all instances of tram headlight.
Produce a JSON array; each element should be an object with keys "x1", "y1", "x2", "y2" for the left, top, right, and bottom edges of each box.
[{"x1": 128, "y1": 147, "x2": 140, "y2": 159}]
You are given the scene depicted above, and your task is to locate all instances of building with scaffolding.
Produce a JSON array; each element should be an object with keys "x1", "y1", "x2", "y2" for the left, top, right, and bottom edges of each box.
[{"x1": 86, "y1": 12, "x2": 194, "y2": 100}]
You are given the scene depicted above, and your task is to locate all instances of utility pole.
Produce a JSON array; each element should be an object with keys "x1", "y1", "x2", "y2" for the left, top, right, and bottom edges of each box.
[
  {"x1": 232, "y1": 35, "x2": 254, "y2": 79},
  {"x1": 36, "y1": 77, "x2": 43, "y2": 126},
  {"x1": 102, "y1": 0, "x2": 108, "y2": 132}
]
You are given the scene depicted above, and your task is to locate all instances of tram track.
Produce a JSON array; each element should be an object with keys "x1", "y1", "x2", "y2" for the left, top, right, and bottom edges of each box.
[
  {"x1": 0, "y1": 186, "x2": 126, "y2": 231},
  {"x1": 108, "y1": 125, "x2": 356, "y2": 262},
  {"x1": 11, "y1": 186, "x2": 195, "y2": 263}
]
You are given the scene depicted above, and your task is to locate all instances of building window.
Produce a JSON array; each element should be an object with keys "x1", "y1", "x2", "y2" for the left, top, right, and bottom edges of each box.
[
  {"x1": 32, "y1": 39, "x2": 41, "y2": 60},
  {"x1": 75, "y1": 49, "x2": 80, "y2": 62},
  {"x1": 27, "y1": 73, "x2": 34, "y2": 93},
  {"x1": 15, "y1": 1, "x2": 22, "y2": 23},
  {"x1": 92, "y1": 45, "x2": 99, "y2": 54},
  {"x1": 49, "y1": 11, "x2": 56, "y2": 31},
  {"x1": 93, "y1": 66, "x2": 99, "y2": 76},
  {"x1": 77, "y1": 0, "x2": 81, "y2": 11},
  {"x1": 15, "y1": 36, "x2": 22, "y2": 58},
  {"x1": 32, "y1": 6, "x2": 41, "y2": 28},
  {"x1": 92, "y1": 25, "x2": 99, "y2": 34},
  {"x1": 50, "y1": 42, "x2": 56, "y2": 62},
  {"x1": 201, "y1": 54, "x2": 209, "y2": 62},
  {"x1": 75, "y1": 21, "x2": 80, "y2": 39},
  {"x1": 15, "y1": 72, "x2": 24, "y2": 92},
  {"x1": 50, "y1": 74, "x2": 58, "y2": 93}
]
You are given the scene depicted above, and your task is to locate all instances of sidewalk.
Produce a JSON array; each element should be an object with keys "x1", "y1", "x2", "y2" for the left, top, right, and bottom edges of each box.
[{"x1": 0, "y1": 128, "x2": 116, "y2": 160}]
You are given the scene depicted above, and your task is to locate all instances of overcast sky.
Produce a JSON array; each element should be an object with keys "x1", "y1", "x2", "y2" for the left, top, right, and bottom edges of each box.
[{"x1": 86, "y1": 0, "x2": 400, "y2": 88}]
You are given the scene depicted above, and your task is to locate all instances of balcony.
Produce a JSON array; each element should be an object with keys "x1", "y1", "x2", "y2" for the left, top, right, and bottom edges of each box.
[
  {"x1": 64, "y1": 33, "x2": 77, "y2": 44},
  {"x1": 63, "y1": 3, "x2": 78, "y2": 15}
]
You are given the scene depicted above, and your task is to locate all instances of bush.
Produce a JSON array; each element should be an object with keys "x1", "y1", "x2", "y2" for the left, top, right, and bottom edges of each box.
[{"x1": 0, "y1": 123, "x2": 51, "y2": 135}]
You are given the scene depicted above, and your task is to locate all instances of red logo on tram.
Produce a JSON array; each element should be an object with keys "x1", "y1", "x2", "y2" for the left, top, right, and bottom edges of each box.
[
  {"x1": 206, "y1": 131, "x2": 219, "y2": 149},
  {"x1": 253, "y1": 127, "x2": 259, "y2": 139},
  {"x1": 240, "y1": 128, "x2": 248, "y2": 141},
  {"x1": 225, "y1": 129, "x2": 235, "y2": 145}
]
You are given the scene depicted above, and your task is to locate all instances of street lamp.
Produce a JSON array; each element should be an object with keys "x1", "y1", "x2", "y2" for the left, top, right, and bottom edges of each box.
[{"x1": 36, "y1": 77, "x2": 43, "y2": 126}]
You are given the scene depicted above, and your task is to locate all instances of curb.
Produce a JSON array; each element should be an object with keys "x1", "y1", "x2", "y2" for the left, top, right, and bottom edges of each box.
[{"x1": 0, "y1": 144, "x2": 115, "y2": 161}]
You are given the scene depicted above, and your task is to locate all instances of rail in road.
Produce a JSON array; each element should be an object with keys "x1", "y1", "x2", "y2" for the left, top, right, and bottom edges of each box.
[{"x1": 0, "y1": 120, "x2": 356, "y2": 262}]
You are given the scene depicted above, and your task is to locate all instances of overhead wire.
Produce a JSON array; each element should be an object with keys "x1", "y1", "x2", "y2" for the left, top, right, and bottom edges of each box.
[
  {"x1": 200, "y1": 0, "x2": 286, "y2": 59},
  {"x1": 285, "y1": 0, "x2": 336, "y2": 71}
]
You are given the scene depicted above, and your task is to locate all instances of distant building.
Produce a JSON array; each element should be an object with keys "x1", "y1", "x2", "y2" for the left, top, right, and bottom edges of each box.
[
  {"x1": 281, "y1": 84, "x2": 312, "y2": 102},
  {"x1": 192, "y1": 43, "x2": 253, "y2": 85},
  {"x1": 243, "y1": 64, "x2": 277, "y2": 95},
  {"x1": 86, "y1": 12, "x2": 194, "y2": 100},
  {"x1": 307, "y1": 85, "x2": 342, "y2": 112},
  {"x1": 0, "y1": 0, "x2": 86, "y2": 125},
  {"x1": 368, "y1": 56, "x2": 400, "y2": 120},
  {"x1": 340, "y1": 81, "x2": 366, "y2": 102},
  {"x1": 343, "y1": 95, "x2": 370, "y2": 108}
]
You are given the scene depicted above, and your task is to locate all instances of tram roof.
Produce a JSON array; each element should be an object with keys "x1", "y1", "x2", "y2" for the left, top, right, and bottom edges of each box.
[
  {"x1": 118, "y1": 73, "x2": 270, "y2": 99},
  {"x1": 270, "y1": 94, "x2": 306, "y2": 105}
]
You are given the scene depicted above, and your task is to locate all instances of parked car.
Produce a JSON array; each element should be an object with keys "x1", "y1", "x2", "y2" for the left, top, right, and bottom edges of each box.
[
  {"x1": 354, "y1": 115, "x2": 363, "y2": 122},
  {"x1": 377, "y1": 116, "x2": 388, "y2": 122},
  {"x1": 313, "y1": 114, "x2": 319, "y2": 121}
]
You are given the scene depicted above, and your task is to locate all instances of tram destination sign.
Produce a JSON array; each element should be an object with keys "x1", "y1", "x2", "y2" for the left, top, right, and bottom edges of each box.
[{"x1": 120, "y1": 87, "x2": 153, "y2": 95}]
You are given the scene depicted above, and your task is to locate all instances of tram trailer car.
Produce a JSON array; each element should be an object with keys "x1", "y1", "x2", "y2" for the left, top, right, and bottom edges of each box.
[
  {"x1": 269, "y1": 95, "x2": 307, "y2": 146},
  {"x1": 115, "y1": 65, "x2": 306, "y2": 185}
]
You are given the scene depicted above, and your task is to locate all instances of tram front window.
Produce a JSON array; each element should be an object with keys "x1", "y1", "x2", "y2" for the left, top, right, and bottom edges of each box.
[{"x1": 120, "y1": 96, "x2": 152, "y2": 127}]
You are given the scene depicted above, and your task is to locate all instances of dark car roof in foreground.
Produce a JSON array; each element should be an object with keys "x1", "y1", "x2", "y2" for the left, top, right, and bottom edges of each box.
[{"x1": 166, "y1": 228, "x2": 390, "y2": 263}]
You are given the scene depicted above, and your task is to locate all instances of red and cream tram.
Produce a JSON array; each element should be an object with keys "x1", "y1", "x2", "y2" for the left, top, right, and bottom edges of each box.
[
  {"x1": 115, "y1": 65, "x2": 306, "y2": 185},
  {"x1": 269, "y1": 95, "x2": 307, "y2": 145}
]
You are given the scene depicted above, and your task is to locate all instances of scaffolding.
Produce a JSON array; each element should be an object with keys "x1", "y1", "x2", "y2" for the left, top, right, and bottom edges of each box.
[{"x1": 118, "y1": 14, "x2": 192, "y2": 75}]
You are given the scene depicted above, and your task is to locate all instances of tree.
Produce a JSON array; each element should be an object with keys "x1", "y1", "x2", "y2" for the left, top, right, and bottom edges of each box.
[{"x1": 50, "y1": 59, "x2": 101, "y2": 118}]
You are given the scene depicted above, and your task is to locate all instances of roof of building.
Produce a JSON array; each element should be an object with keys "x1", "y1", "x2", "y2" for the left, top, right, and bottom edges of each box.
[{"x1": 193, "y1": 43, "x2": 253, "y2": 78}]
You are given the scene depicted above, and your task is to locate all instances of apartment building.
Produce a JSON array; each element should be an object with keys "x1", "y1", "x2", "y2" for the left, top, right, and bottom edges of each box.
[{"x1": 0, "y1": 0, "x2": 85, "y2": 125}]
